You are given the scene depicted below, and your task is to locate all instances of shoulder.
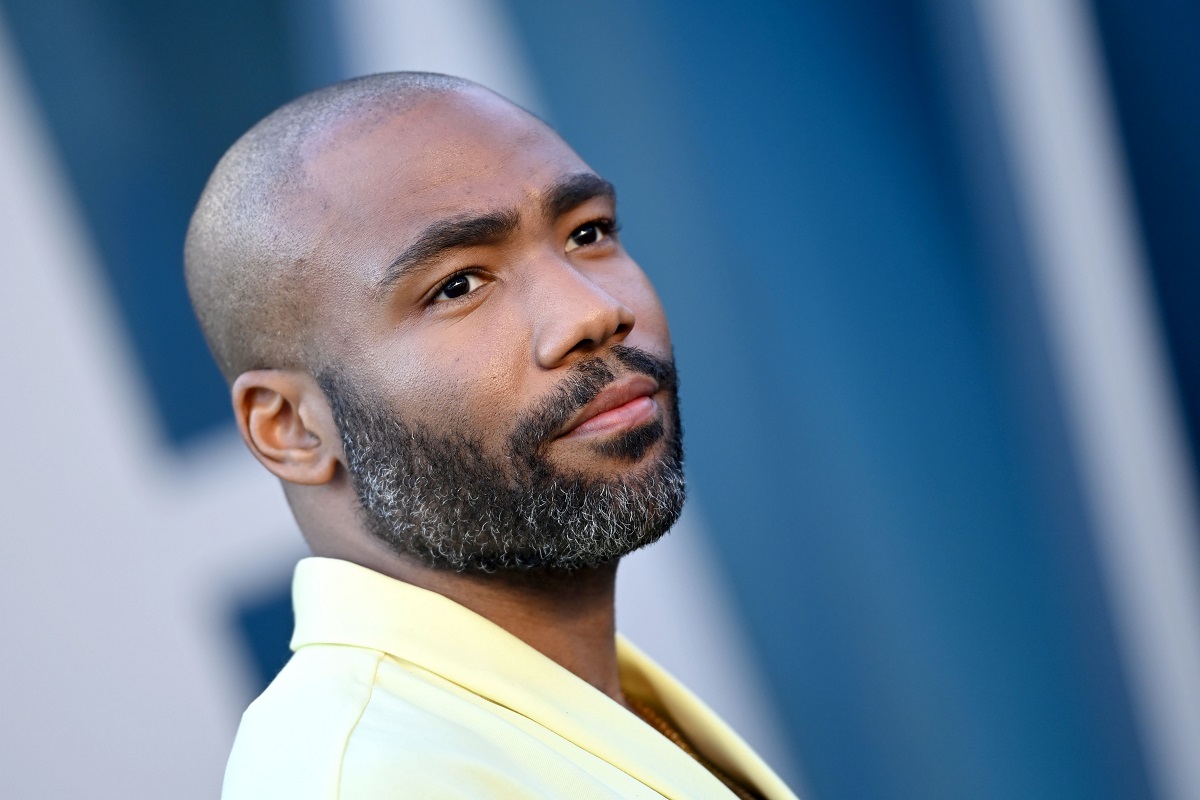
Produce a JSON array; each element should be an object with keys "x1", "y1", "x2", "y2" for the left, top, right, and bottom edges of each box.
[
  {"x1": 222, "y1": 644, "x2": 584, "y2": 800},
  {"x1": 222, "y1": 644, "x2": 386, "y2": 799}
]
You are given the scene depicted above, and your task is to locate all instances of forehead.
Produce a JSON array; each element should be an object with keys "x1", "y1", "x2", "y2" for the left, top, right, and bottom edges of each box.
[{"x1": 303, "y1": 90, "x2": 592, "y2": 275}]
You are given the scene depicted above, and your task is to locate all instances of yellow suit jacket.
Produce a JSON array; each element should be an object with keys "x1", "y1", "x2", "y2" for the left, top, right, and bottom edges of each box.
[{"x1": 223, "y1": 558, "x2": 799, "y2": 799}]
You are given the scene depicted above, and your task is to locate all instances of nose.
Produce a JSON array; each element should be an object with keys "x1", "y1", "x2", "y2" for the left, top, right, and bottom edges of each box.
[{"x1": 531, "y1": 259, "x2": 637, "y2": 368}]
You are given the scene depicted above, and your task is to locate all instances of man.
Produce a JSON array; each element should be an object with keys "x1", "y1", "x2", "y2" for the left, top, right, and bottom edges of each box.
[{"x1": 186, "y1": 71, "x2": 797, "y2": 799}]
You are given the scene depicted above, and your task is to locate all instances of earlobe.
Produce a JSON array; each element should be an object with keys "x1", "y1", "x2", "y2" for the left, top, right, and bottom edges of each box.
[{"x1": 232, "y1": 370, "x2": 339, "y2": 485}]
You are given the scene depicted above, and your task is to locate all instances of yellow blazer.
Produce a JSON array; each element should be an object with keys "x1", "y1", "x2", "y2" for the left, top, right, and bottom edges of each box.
[{"x1": 223, "y1": 557, "x2": 799, "y2": 799}]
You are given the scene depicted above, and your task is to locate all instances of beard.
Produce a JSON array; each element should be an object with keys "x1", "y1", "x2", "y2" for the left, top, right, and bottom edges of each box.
[{"x1": 317, "y1": 345, "x2": 685, "y2": 572}]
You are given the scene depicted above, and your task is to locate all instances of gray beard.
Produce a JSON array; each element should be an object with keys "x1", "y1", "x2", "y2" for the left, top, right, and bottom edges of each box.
[{"x1": 318, "y1": 346, "x2": 685, "y2": 572}]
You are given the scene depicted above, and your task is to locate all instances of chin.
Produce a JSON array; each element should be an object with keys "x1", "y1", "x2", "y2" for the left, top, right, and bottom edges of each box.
[{"x1": 552, "y1": 416, "x2": 671, "y2": 475}]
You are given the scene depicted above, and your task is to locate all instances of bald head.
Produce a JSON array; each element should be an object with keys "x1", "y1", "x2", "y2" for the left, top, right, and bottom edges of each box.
[{"x1": 184, "y1": 72, "x2": 479, "y2": 382}]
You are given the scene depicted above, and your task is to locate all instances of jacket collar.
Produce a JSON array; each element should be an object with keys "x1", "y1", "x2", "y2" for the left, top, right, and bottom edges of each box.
[{"x1": 291, "y1": 557, "x2": 795, "y2": 800}]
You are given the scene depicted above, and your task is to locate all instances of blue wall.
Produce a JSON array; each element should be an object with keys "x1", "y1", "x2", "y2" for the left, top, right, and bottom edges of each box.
[
  {"x1": 1090, "y1": 0, "x2": 1200, "y2": 473},
  {"x1": 505, "y1": 2, "x2": 1151, "y2": 798}
]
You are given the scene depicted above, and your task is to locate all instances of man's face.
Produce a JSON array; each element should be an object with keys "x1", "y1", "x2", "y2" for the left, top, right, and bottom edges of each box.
[{"x1": 302, "y1": 89, "x2": 684, "y2": 570}]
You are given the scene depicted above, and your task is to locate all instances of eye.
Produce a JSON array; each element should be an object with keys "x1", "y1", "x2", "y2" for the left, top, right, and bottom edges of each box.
[
  {"x1": 565, "y1": 219, "x2": 616, "y2": 252},
  {"x1": 433, "y1": 271, "x2": 486, "y2": 302}
]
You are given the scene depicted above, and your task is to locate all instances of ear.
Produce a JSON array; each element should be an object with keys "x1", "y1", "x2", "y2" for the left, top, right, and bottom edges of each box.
[{"x1": 231, "y1": 370, "x2": 340, "y2": 485}]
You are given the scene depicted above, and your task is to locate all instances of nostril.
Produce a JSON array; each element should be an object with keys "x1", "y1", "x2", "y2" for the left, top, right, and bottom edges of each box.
[
  {"x1": 567, "y1": 337, "x2": 598, "y2": 357},
  {"x1": 614, "y1": 322, "x2": 632, "y2": 337}
]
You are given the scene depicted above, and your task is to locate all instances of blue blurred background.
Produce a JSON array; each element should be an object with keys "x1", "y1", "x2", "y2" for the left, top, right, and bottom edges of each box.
[{"x1": 1, "y1": 1, "x2": 1198, "y2": 799}]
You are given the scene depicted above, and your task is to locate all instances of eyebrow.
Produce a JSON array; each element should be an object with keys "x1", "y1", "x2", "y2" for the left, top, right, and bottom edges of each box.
[
  {"x1": 375, "y1": 172, "x2": 617, "y2": 293},
  {"x1": 542, "y1": 172, "x2": 617, "y2": 220},
  {"x1": 376, "y1": 210, "x2": 520, "y2": 292}
]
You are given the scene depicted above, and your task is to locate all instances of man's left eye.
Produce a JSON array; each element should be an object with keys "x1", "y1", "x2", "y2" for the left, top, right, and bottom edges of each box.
[
  {"x1": 433, "y1": 272, "x2": 485, "y2": 302},
  {"x1": 565, "y1": 220, "x2": 614, "y2": 252}
]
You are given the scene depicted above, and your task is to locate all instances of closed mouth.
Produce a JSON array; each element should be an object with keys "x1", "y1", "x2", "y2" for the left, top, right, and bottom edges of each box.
[{"x1": 557, "y1": 374, "x2": 660, "y2": 439}]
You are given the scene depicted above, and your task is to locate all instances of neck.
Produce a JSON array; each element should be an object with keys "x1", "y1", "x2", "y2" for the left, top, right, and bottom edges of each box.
[
  {"x1": 399, "y1": 559, "x2": 626, "y2": 703},
  {"x1": 293, "y1": 480, "x2": 628, "y2": 705},
  {"x1": 309, "y1": 523, "x2": 626, "y2": 704}
]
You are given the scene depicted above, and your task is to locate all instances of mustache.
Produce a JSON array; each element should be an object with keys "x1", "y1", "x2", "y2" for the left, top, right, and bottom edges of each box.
[{"x1": 515, "y1": 345, "x2": 678, "y2": 449}]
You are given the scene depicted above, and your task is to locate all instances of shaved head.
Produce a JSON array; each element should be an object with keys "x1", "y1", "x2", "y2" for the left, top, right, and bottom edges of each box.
[{"x1": 184, "y1": 71, "x2": 475, "y2": 382}]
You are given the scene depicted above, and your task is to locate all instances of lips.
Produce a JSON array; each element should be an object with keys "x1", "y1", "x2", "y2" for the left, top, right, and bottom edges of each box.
[{"x1": 558, "y1": 374, "x2": 660, "y2": 439}]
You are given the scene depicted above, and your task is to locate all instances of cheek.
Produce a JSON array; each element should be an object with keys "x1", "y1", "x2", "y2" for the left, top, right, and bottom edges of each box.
[{"x1": 369, "y1": 314, "x2": 535, "y2": 434}]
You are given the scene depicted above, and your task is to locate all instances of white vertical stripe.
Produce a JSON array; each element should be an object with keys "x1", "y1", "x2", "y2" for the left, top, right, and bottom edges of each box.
[
  {"x1": 335, "y1": 0, "x2": 546, "y2": 114},
  {"x1": 973, "y1": 2, "x2": 1200, "y2": 798}
]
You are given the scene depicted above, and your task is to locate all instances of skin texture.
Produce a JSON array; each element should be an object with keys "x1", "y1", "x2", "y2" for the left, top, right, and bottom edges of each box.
[{"x1": 229, "y1": 87, "x2": 676, "y2": 705}]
